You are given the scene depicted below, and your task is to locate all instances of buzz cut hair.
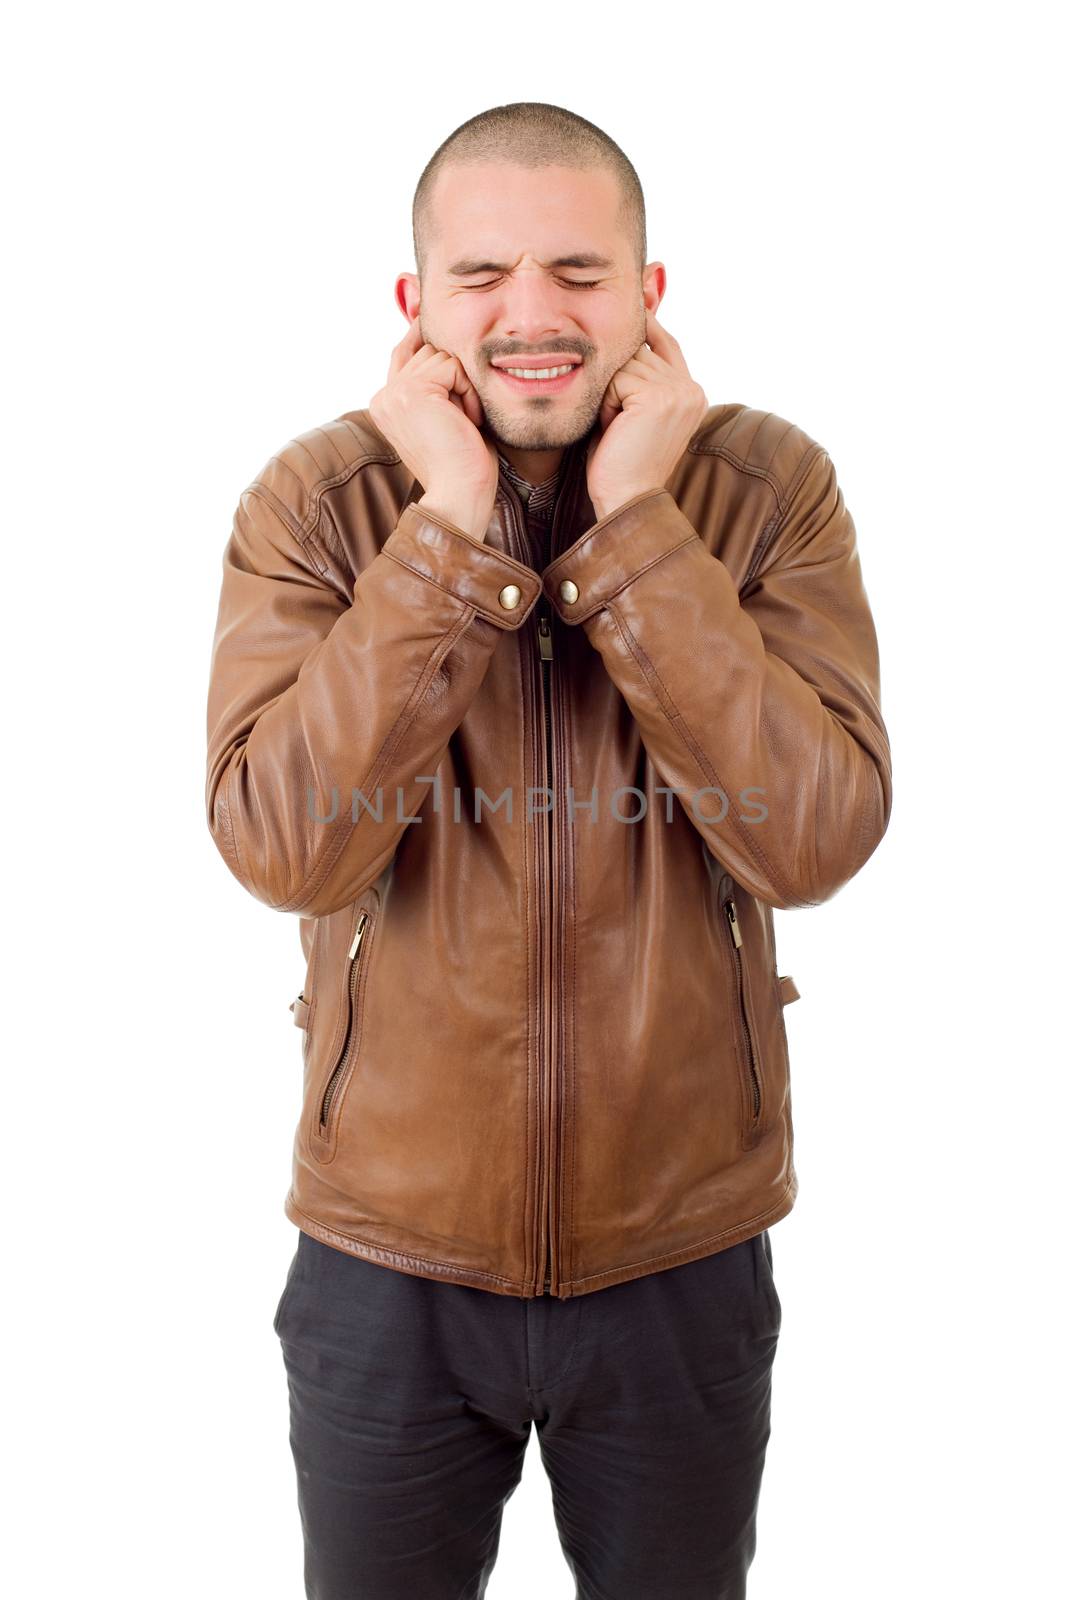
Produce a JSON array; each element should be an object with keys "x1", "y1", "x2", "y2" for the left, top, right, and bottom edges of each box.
[{"x1": 412, "y1": 101, "x2": 647, "y2": 280}]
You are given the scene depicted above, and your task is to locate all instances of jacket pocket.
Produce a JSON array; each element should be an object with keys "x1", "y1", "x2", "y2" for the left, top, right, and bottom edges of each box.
[
  {"x1": 718, "y1": 874, "x2": 765, "y2": 1141},
  {"x1": 314, "y1": 902, "x2": 377, "y2": 1150},
  {"x1": 289, "y1": 919, "x2": 323, "y2": 1061},
  {"x1": 289, "y1": 991, "x2": 314, "y2": 1077},
  {"x1": 778, "y1": 974, "x2": 801, "y2": 1006}
]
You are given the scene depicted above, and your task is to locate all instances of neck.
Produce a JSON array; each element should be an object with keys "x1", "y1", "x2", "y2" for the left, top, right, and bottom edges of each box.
[{"x1": 496, "y1": 443, "x2": 565, "y2": 485}]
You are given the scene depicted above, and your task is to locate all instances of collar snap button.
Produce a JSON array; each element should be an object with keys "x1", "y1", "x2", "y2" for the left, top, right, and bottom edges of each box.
[
  {"x1": 498, "y1": 583, "x2": 522, "y2": 610},
  {"x1": 560, "y1": 579, "x2": 580, "y2": 603}
]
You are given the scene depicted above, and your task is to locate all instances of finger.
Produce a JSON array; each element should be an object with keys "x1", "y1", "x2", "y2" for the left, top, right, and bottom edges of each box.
[
  {"x1": 390, "y1": 347, "x2": 438, "y2": 387},
  {"x1": 388, "y1": 318, "x2": 429, "y2": 381},
  {"x1": 644, "y1": 307, "x2": 690, "y2": 373},
  {"x1": 453, "y1": 372, "x2": 484, "y2": 428},
  {"x1": 434, "y1": 352, "x2": 485, "y2": 428},
  {"x1": 443, "y1": 351, "x2": 475, "y2": 400},
  {"x1": 598, "y1": 371, "x2": 625, "y2": 431},
  {"x1": 402, "y1": 347, "x2": 450, "y2": 382},
  {"x1": 612, "y1": 354, "x2": 659, "y2": 386},
  {"x1": 630, "y1": 346, "x2": 672, "y2": 374}
]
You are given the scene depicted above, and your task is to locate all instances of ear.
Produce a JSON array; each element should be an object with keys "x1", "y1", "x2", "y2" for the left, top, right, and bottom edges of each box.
[{"x1": 394, "y1": 272, "x2": 420, "y2": 323}]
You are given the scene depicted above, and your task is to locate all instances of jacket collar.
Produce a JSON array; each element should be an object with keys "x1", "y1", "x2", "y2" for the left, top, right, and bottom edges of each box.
[{"x1": 492, "y1": 421, "x2": 599, "y2": 560}]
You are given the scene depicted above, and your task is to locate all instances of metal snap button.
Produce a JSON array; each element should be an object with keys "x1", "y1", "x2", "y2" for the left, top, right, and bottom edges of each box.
[
  {"x1": 498, "y1": 583, "x2": 522, "y2": 610},
  {"x1": 560, "y1": 579, "x2": 580, "y2": 603}
]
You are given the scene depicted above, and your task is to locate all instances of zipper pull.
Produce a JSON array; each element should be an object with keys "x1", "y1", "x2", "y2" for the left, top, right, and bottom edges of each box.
[
  {"x1": 347, "y1": 909, "x2": 369, "y2": 960},
  {"x1": 537, "y1": 612, "x2": 554, "y2": 661},
  {"x1": 725, "y1": 898, "x2": 743, "y2": 948}
]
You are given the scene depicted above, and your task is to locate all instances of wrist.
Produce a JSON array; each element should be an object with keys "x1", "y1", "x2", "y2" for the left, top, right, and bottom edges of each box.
[
  {"x1": 590, "y1": 485, "x2": 662, "y2": 522},
  {"x1": 417, "y1": 491, "x2": 492, "y2": 542}
]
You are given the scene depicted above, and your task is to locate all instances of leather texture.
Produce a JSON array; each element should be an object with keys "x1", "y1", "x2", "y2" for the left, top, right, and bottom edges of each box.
[{"x1": 205, "y1": 402, "x2": 892, "y2": 1298}]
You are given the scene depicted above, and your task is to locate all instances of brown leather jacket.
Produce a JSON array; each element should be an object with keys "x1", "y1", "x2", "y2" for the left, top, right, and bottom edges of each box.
[{"x1": 204, "y1": 402, "x2": 891, "y2": 1298}]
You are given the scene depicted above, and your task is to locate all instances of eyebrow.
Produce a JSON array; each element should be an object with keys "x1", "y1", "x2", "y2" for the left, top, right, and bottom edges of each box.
[{"x1": 446, "y1": 252, "x2": 616, "y2": 277}]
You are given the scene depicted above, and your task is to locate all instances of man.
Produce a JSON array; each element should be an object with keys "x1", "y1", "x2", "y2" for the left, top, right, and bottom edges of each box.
[{"x1": 205, "y1": 100, "x2": 891, "y2": 1599}]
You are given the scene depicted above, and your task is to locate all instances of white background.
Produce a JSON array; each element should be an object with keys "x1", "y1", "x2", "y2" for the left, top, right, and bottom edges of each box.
[{"x1": 4, "y1": 1, "x2": 1063, "y2": 1595}]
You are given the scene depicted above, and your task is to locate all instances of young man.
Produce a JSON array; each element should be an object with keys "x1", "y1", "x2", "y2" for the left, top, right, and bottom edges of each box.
[{"x1": 205, "y1": 100, "x2": 891, "y2": 1598}]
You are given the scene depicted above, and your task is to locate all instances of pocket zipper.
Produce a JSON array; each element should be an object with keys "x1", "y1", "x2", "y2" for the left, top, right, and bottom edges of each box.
[
  {"x1": 723, "y1": 896, "x2": 762, "y2": 1123},
  {"x1": 318, "y1": 909, "x2": 371, "y2": 1133}
]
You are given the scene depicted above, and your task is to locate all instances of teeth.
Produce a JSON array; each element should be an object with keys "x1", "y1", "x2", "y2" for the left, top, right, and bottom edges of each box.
[{"x1": 502, "y1": 365, "x2": 576, "y2": 380}]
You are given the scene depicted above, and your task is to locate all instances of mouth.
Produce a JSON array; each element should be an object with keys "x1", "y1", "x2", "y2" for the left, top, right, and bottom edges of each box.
[{"x1": 490, "y1": 359, "x2": 583, "y2": 395}]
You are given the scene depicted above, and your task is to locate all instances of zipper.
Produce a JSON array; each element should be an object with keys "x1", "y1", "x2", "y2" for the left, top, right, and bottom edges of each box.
[
  {"x1": 318, "y1": 907, "x2": 371, "y2": 1133},
  {"x1": 722, "y1": 893, "x2": 762, "y2": 1123},
  {"x1": 538, "y1": 603, "x2": 555, "y2": 1292},
  {"x1": 495, "y1": 467, "x2": 569, "y2": 1296}
]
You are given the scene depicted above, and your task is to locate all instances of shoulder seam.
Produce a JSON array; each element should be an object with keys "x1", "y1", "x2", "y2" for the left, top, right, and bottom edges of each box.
[
  {"x1": 692, "y1": 444, "x2": 788, "y2": 512},
  {"x1": 689, "y1": 434, "x2": 823, "y2": 518},
  {"x1": 242, "y1": 484, "x2": 338, "y2": 580},
  {"x1": 251, "y1": 446, "x2": 401, "y2": 566},
  {"x1": 740, "y1": 443, "x2": 829, "y2": 592}
]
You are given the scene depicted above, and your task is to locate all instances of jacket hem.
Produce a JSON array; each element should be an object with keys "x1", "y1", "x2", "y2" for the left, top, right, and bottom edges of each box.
[
  {"x1": 283, "y1": 1190, "x2": 530, "y2": 1296},
  {"x1": 284, "y1": 1171, "x2": 797, "y2": 1299},
  {"x1": 555, "y1": 1171, "x2": 798, "y2": 1298}
]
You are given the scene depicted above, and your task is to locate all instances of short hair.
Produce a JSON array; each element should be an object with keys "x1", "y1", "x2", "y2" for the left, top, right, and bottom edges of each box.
[{"x1": 412, "y1": 101, "x2": 646, "y2": 279}]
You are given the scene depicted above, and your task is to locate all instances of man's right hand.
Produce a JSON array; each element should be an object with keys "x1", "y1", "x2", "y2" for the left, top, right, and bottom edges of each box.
[{"x1": 369, "y1": 318, "x2": 498, "y2": 541}]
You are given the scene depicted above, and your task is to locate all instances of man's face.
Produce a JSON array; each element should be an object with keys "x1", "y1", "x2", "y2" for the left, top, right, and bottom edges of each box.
[{"x1": 403, "y1": 162, "x2": 663, "y2": 453}]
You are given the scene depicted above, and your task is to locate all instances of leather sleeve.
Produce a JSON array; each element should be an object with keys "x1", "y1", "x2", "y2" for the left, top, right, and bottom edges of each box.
[
  {"x1": 541, "y1": 449, "x2": 892, "y2": 909},
  {"x1": 205, "y1": 484, "x2": 542, "y2": 917}
]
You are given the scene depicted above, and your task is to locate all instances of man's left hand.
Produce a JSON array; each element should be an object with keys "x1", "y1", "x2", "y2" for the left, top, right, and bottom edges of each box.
[{"x1": 585, "y1": 307, "x2": 707, "y2": 521}]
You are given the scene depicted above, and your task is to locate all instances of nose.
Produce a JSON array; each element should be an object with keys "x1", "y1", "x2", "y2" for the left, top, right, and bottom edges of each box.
[{"x1": 499, "y1": 267, "x2": 579, "y2": 347}]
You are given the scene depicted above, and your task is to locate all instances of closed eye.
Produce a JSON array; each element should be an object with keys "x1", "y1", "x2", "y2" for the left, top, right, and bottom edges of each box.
[{"x1": 465, "y1": 277, "x2": 603, "y2": 291}]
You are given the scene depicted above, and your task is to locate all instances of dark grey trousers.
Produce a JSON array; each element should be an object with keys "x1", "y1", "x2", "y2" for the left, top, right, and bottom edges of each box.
[{"x1": 273, "y1": 1226, "x2": 782, "y2": 1599}]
